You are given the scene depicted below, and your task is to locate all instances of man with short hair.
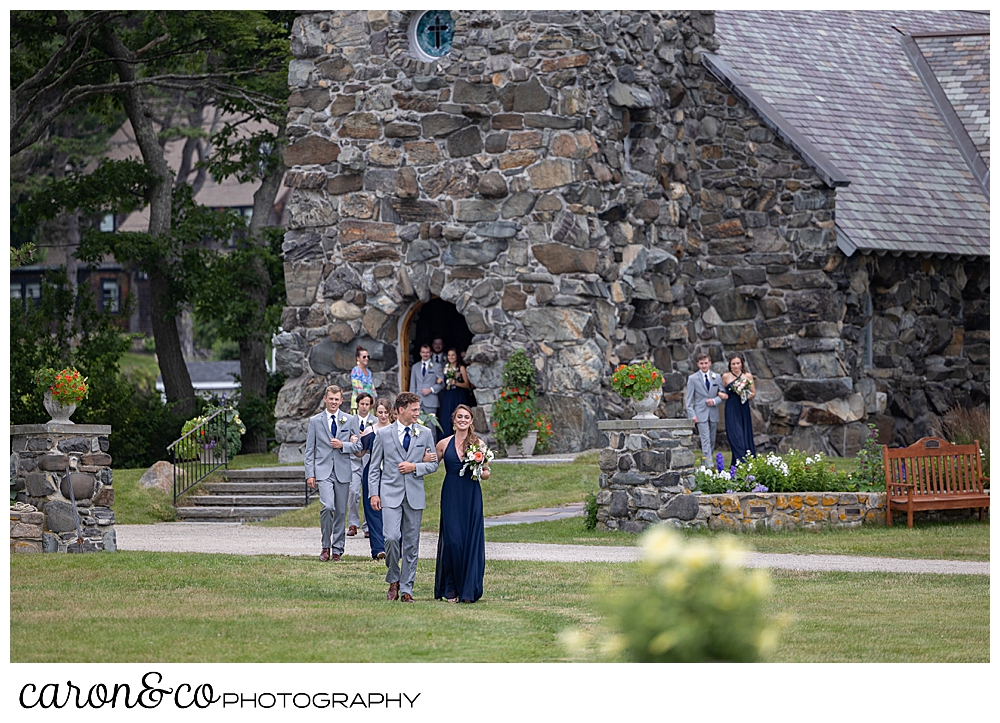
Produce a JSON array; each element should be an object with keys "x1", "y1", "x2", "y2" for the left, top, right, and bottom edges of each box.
[
  {"x1": 431, "y1": 337, "x2": 445, "y2": 365},
  {"x1": 409, "y1": 343, "x2": 443, "y2": 441},
  {"x1": 369, "y1": 392, "x2": 438, "y2": 602},
  {"x1": 686, "y1": 352, "x2": 729, "y2": 464},
  {"x1": 305, "y1": 385, "x2": 362, "y2": 561}
]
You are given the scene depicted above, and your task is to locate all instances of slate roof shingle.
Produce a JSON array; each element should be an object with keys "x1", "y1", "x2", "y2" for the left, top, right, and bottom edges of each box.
[{"x1": 715, "y1": 10, "x2": 990, "y2": 257}]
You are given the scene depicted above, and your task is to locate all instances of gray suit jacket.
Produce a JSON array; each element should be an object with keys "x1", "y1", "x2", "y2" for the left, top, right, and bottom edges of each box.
[
  {"x1": 368, "y1": 421, "x2": 438, "y2": 510},
  {"x1": 686, "y1": 370, "x2": 723, "y2": 423},
  {"x1": 304, "y1": 410, "x2": 363, "y2": 483},
  {"x1": 409, "y1": 360, "x2": 444, "y2": 410}
]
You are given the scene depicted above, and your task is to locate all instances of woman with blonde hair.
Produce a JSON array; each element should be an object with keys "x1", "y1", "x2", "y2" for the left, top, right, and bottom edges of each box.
[{"x1": 433, "y1": 404, "x2": 489, "y2": 603}]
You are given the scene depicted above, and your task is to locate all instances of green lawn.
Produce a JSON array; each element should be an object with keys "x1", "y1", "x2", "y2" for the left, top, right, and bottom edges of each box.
[
  {"x1": 10, "y1": 552, "x2": 988, "y2": 663},
  {"x1": 112, "y1": 467, "x2": 177, "y2": 524},
  {"x1": 120, "y1": 351, "x2": 161, "y2": 379},
  {"x1": 486, "y1": 517, "x2": 990, "y2": 561},
  {"x1": 258, "y1": 452, "x2": 600, "y2": 531}
]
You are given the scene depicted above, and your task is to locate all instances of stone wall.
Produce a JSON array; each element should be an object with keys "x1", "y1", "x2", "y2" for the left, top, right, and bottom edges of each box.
[
  {"x1": 698, "y1": 491, "x2": 886, "y2": 531},
  {"x1": 275, "y1": 10, "x2": 987, "y2": 459},
  {"x1": 10, "y1": 424, "x2": 117, "y2": 553},
  {"x1": 596, "y1": 419, "x2": 699, "y2": 532},
  {"x1": 10, "y1": 508, "x2": 44, "y2": 553}
]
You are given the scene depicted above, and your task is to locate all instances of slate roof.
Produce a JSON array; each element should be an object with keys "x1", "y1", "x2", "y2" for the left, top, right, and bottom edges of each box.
[
  {"x1": 714, "y1": 10, "x2": 990, "y2": 257},
  {"x1": 915, "y1": 32, "x2": 990, "y2": 166}
]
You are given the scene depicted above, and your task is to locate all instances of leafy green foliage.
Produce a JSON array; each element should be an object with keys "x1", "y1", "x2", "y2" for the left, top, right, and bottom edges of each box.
[
  {"x1": 583, "y1": 491, "x2": 598, "y2": 531},
  {"x1": 854, "y1": 423, "x2": 886, "y2": 491},
  {"x1": 501, "y1": 349, "x2": 536, "y2": 389},
  {"x1": 491, "y1": 386, "x2": 536, "y2": 448},
  {"x1": 9, "y1": 268, "x2": 184, "y2": 468},
  {"x1": 695, "y1": 450, "x2": 857, "y2": 494}
]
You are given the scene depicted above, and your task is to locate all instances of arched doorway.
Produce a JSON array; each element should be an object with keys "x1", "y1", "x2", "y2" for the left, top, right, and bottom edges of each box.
[{"x1": 398, "y1": 297, "x2": 474, "y2": 391}]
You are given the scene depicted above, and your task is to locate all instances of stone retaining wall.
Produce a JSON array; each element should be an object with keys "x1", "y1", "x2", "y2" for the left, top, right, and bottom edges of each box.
[
  {"x1": 10, "y1": 424, "x2": 117, "y2": 553},
  {"x1": 697, "y1": 491, "x2": 886, "y2": 531},
  {"x1": 10, "y1": 509, "x2": 45, "y2": 553}
]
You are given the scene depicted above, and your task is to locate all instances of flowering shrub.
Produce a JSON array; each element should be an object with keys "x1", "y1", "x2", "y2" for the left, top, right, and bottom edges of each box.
[
  {"x1": 176, "y1": 404, "x2": 246, "y2": 460},
  {"x1": 491, "y1": 386, "x2": 536, "y2": 448},
  {"x1": 605, "y1": 526, "x2": 781, "y2": 662},
  {"x1": 611, "y1": 360, "x2": 662, "y2": 400},
  {"x1": 533, "y1": 412, "x2": 554, "y2": 454},
  {"x1": 695, "y1": 450, "x2": 855, "y2": 494},
  {"x1": 35, "y1": 367, "x2": 88, "y2": 405}
]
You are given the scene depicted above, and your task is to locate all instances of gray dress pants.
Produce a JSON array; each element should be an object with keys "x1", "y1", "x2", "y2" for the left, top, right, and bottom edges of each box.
[
  {"x1": 381, "y1": 495, "x2": 423, "y2": 596},
  {"x1": 318, "y1": 472, "x2": 349, "y2": 555}
]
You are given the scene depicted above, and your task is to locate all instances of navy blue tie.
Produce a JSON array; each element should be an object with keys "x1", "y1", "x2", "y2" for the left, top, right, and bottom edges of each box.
[
  {"x1": 705, "y1": 374, "x2": 710, "y2": 392},
  {"x1": 359, "y1": 419, "x2": 365, "y2": 433},
  {"x1": 403, "y1": 426, "x2": 411, "y2": 452},
  {"x1": 330, "y1": 416, "x2": 337, "y2": 438},
  {"x1": 422, "y1": 363, "x2": 427, "y2": 378}
]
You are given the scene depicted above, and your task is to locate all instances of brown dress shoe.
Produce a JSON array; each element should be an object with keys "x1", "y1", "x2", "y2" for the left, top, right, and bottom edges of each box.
[
  {"x1": 320, "y1": 548, "x2": 331, "y2": 562},
  {"x1": 347, "y1": 525, "x2": 358, "y2": 537},
  {"x1": 387, "y1": 582, "x2": 400, "y2": 601},
  {"x1": 331, "y1": 553, "x2": 341, "y2": 561},
  {"x1": 364, "y1": 530, "x2": 370, "y2": 538},
  {"x1": 376, "y1": 552, "x2": 386, "y2": 561},
  {"x1": 400, "y1": 593, "x2": 414, "y2": 603}
]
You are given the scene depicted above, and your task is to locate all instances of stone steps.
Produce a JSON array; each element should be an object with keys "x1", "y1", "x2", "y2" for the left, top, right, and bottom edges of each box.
[
  {"x1": 174, "y1": 506, "x2": 297, "y2": 522},
  {"x1": 174, "y1": 466, "x2": 313, "y2": 523}
]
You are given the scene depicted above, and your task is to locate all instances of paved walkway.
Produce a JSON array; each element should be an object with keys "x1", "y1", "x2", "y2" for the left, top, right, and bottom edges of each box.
[{"x1": 115, "y1": 517, "x2": 988, "y2": 576}]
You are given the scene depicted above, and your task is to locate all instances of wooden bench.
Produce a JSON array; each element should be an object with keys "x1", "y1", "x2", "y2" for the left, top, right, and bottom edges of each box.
[{"x1": 883, "y1": 436, "x2": 990, "y2": 528}]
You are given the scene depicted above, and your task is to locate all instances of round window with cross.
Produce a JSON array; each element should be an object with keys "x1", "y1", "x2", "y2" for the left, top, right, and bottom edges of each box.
[{"x1": 409, "y1": 11, "x2": 454, "y2": 61}]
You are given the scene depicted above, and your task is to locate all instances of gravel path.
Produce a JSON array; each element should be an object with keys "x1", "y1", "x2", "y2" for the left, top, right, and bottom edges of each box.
[{"x1": 115, "y1": 523, "x2": 988, "y2": 575}]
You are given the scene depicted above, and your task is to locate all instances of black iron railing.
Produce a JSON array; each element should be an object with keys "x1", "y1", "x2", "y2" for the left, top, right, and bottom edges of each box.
[{"x1": 167, "y1": 408, "x2": 230, "y2": 504}]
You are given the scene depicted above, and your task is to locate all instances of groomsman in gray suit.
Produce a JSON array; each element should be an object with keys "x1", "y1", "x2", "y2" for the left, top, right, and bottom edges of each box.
[
  {"x1": 369, "y1": 392, "x2": 438, "y2": 602},
  {"x1": 686, "y1": 352, "x2": 729, "y2": 463},
  {"x1": 409, "y1": 343, "x2": 443, "y2": 440},
  {"x1": 305, "y1": 385, "x2": 362, "y2": 561}
]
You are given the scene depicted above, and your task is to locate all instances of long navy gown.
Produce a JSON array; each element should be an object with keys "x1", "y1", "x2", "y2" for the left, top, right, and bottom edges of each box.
[
  {"x1": 359, "y1": 431, "x2": 385, "y2": 559},
  {"x1": 434, "y1": 437, "x2": 485, "y2": 603},
  {"x1": 725, "y1": 376, "x2": 757, "y2": 466}
]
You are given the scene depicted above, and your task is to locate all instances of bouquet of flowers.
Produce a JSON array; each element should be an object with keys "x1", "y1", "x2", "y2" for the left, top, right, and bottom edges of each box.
[
  {"x1": 459, "y1": 439, "x2": 494, "y2": 482},
  {"x1": 444, "y1": 363, "x2": 459, "y2": 390},
  {"x1": 731, "y1": 376, "x2": 754, "y2": 404}
]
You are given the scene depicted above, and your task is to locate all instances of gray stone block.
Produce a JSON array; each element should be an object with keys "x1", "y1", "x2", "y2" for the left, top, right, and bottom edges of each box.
[{"x1": 657, "y1": 494, "x2": 699, "y2": 521}]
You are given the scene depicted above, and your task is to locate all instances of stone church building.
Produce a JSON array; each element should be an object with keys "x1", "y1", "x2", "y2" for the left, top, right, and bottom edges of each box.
[{"x1": 273, "y1": 10, "x2": 989, "y2": 461}]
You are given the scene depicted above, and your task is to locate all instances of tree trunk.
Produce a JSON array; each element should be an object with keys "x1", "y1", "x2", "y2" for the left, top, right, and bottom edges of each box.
[
  {"x1": 237, "y1": 133, "x2": 285, "y2": 454},
  {"x1": 101, "y1": 26, "x2": 196, "y2": 418}
]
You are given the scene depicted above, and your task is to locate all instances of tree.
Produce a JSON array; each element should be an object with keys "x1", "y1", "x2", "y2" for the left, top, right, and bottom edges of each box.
[{"x1": 12, "y1": 11, "x2": 291, "y2": 421}]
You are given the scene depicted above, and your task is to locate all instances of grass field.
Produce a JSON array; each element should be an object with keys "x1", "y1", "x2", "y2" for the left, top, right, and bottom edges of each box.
[
  {"x1": 256, "y1": 452, "x2": 600, "y2": 531},
  {"x1": 10, "y1": 552, "x2": 988, "y2": 663},
  {"x1": 485, "y1": 517, "x2": 991, "y2": 561}
]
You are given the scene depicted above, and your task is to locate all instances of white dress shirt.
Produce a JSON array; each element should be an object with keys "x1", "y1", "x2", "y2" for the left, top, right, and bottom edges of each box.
[{"x1": 396, "y1": 420, "x2": 414, "y2": 446}]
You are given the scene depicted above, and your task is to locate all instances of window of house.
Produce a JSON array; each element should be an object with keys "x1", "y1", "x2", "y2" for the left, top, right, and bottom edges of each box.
[
  {"x1": 409, "y1": 11, "x2": 454, "y2": 62},
  {"x1": 99, "y1": 213, "x2": 116, "y2": 232},
  {"x1": 101, "y1": 279, "x2": 120, "y2": 313},
  {"x1": 10, "y1": 283, "x2": 22, "y2": 299},
  {"x1": 25, "y1": 282, "x2": 41, "y2": 304}
]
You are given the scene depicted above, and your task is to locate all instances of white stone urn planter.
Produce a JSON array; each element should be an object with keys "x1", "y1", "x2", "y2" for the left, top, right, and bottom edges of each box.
[
  {"x1": 631, "y1": 389, "x2": 662, "y2": 420},
  {"x1": 506, "y1": 430, "x2": 538, "y2": 458},
  {"x1": 43, "y1": 391, "x2": 77, "y2": 424}
]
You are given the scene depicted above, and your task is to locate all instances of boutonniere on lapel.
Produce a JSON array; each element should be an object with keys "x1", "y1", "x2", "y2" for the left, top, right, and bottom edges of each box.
[
  {"x1": 338, "y1": 415, "x2": 349, "y2": 426},
  {"x1": 411, "y1": 426, "x2": 421, "y2": 438}
]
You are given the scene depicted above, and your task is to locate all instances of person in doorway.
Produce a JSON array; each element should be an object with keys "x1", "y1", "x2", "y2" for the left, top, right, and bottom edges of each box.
[
  {"x1": 409, "y1": 343, "x2": 443, "y2": 441},
  {"x1": 369, "y1": 392, "x2": 439, "y2": 602},
  {"x1": 439, "y1": 348, "x2": 471, "y2": 438},
  {"x1": 685, "y1": 352, "x2": 728, "y2": 464},
  {"x1": 431, "y1": 337, "x2": 446, "y2": 366},
  {"x1": 350, "y1": 346, "x2": 375, "y2": 413},
  {"x1": 305, "y1": 385, "x2": 362, "y2": 561},
  {"x1": 347, "y1": 392, "x2": 377, "y2": 538}
]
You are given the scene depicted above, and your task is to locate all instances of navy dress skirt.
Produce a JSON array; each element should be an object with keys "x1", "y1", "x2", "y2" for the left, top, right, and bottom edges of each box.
[
  {"x1": 725, "y1": 377, "x2": 757, "y2": 466},
  {"x1": 359, "y1": 431, "x2": 385, "y2": 558},
  {"x1": 434, "y1": 437, "x2": 485, "y2": 602}
]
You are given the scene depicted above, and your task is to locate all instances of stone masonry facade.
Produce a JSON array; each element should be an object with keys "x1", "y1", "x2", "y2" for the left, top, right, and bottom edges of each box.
[
  {"x1": 10, "y1": 424, "x2": 117, "y2": 553},
  {"x1": 274, "y1": 10, "x2": 988, "y2": 459}
]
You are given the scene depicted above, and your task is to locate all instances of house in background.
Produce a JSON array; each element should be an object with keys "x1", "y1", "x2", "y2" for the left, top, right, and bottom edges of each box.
[
  {"x1": 155, "y1": 360, "x2": 242, "y2": 402},
  {"x1": 11, "y1": 108, "x2": 289, "y2": 347}
]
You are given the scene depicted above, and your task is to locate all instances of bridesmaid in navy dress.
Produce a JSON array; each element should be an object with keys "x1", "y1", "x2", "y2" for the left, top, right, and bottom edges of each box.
[
  {"x1": 438, "y1": 349, "x2": 471, "y2": 439},
  {"x1": 722, "y1": 352, "x2": 757, "y2": 467},
  {"x1": 356, "y1": 398, "x2": 392, "y2": 560},
  {"x1": 434, "y1": 404, "x2": 489, "y2": 603}
]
